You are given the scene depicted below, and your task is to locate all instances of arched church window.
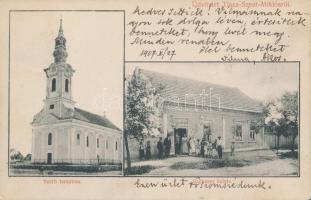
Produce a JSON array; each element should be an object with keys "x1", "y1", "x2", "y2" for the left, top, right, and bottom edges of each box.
[
  {"x1": 97, "y1": 138, "x2": 99, "y2": 148},
  {"x1": 86, "y1": 136, "x2": 89, "y2": 147},
  {"x1": 115, "y1": 141, "x2": 118, "y2": 150},
  {"x1": 65, "y1": 79, "x2": 69, "y2": 92},
  {"x1": 106, "y1": 140, "x2": 109, "y2": 149},
  {"x1": 48, "y1": 133, "x2": 52, "y2": 145},
  {"x1": 76, "y1": 133, "x2": 80, "y2": 145},
  {"x1": 52, "y1": 78, "x2": 56, "y2": 92}
]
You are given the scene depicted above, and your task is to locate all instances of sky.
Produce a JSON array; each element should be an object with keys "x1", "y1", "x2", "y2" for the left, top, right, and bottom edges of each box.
[
  {"x1": 10, "y1": 11, "x2": 124, "y2": 154},
  {"x1": 126, "y1": 62, "x2": 299, "y2": 102}
]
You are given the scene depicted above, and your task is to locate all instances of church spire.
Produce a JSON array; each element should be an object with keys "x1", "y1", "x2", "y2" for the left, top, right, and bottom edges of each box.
[
  {"x1": 58, "y1": 18, "x2": 64, "y2": 37},
  {"x1": 53, "y1": 19, "x2": 68, "y2": 63},
  {"x1": 43, "y1": 19, "x2": 75, "y2": 118}
]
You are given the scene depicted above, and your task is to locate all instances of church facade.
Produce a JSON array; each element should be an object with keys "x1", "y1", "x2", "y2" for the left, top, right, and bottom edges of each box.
[
  {"x1": 31, "y1": 20, "x2": 122, "y2": 165},
  {"x1": 128, "y1": 68, "x2": 265, "y2": 159}
]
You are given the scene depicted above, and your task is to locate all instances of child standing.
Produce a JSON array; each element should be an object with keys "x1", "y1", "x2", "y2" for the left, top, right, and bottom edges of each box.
[{"x1": 196, "y1": 139, "x2": 201, "y2": 156}]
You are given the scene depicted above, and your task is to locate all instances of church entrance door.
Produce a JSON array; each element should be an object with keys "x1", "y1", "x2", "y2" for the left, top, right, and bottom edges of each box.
[{"x1": 47, "y1": 153, "x2": 52, "y2": 164}]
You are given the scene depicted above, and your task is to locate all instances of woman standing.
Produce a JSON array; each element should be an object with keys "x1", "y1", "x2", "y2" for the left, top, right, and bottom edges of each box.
[
  {"x1": 200, "y1": 139, "x2": 205, "y2": 157},
  {"x1": 206, "y1": 140, "x2": 213, "y2": 158},
  {"x1": 186, "y1": 137, "x2": 191, "y2": 155},
  {"x1": 189, "y1": 137, "x2": 196, "y2": 155},
  {"x1": 212, "y1": 139, "x2": 218, "y2": 158},
  {"x1": 157, "y1": 137, "x2": 164, "y2": 159}
]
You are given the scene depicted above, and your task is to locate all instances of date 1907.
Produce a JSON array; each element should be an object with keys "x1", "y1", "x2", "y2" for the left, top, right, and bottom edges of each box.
[{"x1": 139, "y1": 47, "x2": 176, "y2": 60}]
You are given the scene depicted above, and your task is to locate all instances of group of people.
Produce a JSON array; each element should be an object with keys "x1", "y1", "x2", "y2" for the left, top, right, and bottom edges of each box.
[
  {"x1": 138, "y1": 135, "x2": 227, "y2": 160},
  {"x1": 138, "y1": 136, "x2": 172, "y2": 160},
  {"x1": 138, "y1": 140, "x2": 151, "y2": 160},
  {"x1": 187, "y1": 136, "x2": 224, "y2": 159},
  {"x1": 157, "y1": 136, "x2": 172, "y2": 159}
]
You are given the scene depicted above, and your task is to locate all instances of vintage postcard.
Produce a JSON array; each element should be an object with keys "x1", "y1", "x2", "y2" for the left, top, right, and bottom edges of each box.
[{"x1": 0, "y1": 0, "x2": 310, "y2": 200}]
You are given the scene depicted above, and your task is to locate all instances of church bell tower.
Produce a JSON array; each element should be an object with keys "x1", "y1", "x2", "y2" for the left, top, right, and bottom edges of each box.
[{"x1": 43, "y1": 19, "x2": 75, "y2": 118}]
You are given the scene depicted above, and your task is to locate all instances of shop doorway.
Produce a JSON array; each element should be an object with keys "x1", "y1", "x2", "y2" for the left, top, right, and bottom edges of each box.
[
  {"x1": 203, "y1": 124, "x2": 212, "y2": 142},
  {"x1": 174, "y1": 128, "x2": 188, "y2": 155}
]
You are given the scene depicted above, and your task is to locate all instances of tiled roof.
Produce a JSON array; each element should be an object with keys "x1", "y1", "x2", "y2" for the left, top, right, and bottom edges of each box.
[
  {"x1": 139, "y1": 68, "x2": 262, "y2": 113},
  {"x1": 73, "y1": 107, "x2": 121, "y2": 131}
]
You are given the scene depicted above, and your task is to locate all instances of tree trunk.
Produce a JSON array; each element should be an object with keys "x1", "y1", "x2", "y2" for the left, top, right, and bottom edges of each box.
[
  {"x1": 291, "y1": 135, "x2": 297, "y2": 152},
  {"x1": 276, "y1": 134, "x2": 280, "y2": 154},
  {"x1": 124, "y1": 132, "x2": 131, "y2": 169}
]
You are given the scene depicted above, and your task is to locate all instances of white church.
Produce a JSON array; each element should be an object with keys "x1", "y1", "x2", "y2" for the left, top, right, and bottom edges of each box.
[{"x1": 31, "y1": 20, "x2": 122, "y2": 165}]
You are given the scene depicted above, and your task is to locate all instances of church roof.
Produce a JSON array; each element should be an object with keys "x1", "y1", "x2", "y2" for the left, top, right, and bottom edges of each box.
[
  {"x1": 138, "y1": 68, "x2": 263, "y2": 113},
  {"x1": 32, "y1": 107, "x2": 121, "y2": 131},
  {"x1": 73, "y1": 107, "x2": 121, "y2": 131}
]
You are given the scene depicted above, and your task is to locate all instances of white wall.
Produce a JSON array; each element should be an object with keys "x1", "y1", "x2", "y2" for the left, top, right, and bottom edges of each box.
[{"x1": 32, "y1": 121, "x2": 122, "y2": 164}]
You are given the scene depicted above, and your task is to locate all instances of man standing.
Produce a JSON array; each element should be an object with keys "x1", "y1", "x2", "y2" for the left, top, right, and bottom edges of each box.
[
  {"x1": 164, "y1": 136, "x2": 171, "y2": 158},
  {"x1": 138, "y1": 140, "x2": 145, "y2": 160},
  {"x1": 157, "y1": 137, "x2": 164, "y2": 159},
  {"x1": 200, "y1": 139, "x2": 205, "y2": 157},
  {"x1": 145, "y1": 141, "x2": 151, "y2": 160},
  {"x1": 217, "y1": 136, "x2": 223, "y2": 159}
]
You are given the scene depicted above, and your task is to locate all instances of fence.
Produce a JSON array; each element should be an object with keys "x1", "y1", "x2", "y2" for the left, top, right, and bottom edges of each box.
[
  {"x1": 264, "y1": 133, "x2": 298, "y2": 149},
  {"x1": 32, "y1": 159, "x2": 121, "y2": 165}
]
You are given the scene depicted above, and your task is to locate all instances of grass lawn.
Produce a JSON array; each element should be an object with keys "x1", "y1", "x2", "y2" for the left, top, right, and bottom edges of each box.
[
  {"x1": 170, "y1": 158, "x2": 247, "y2": 170},
  {"x1": 170, "y1": 150, "x2": 279, "y2": 170},
  {"x1": 126, "y1": 149, "x2": 297, "y2": 175},
  {"x1": 279, "y1": 151, "x2": 298, "y2": 159},
  {"x1": 10, "y1": 162, "x2": 122, "y2": 174},
  {"x1": 170, "y1": 155, "x2": 276, "y2": 170},
  {"x1": 124, "y1": 165, "x2": 158, "y2": 175}
]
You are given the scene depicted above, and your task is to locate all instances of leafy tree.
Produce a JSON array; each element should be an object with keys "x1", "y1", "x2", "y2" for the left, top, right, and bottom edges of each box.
[
  {"x1": 262, "y1": 101, "x2": 281, "y2": 151},
  {"x1": 124, "y1": 68, "x2": 163, "y2": 168},
  {"x1": 276, "y1": 91, "x2": 298, "y2": 151},
  {"x1": 263, "y1": 91, "x2": 298, "y2": 151},
  {"x1": 9, "y1": 148, "x2": 24, "y2": 161},
  {"x1": 24, "y1": 154, "x2": 32, "y2": 161}
]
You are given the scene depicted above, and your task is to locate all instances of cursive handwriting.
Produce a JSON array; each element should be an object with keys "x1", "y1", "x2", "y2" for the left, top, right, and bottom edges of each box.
[
  {"x1": 127, "y1": 5, "x2": 309, "y2": 61},
  {"x1": 133, "y1": 178, "x2": 271, "y2": 190}
]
